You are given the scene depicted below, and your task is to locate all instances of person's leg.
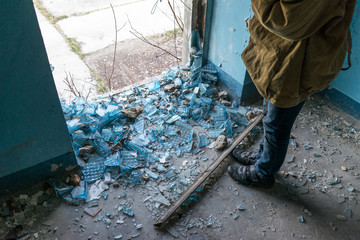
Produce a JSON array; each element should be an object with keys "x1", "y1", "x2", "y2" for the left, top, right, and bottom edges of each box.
[
  {"x1": 228, "y1": 100, "x2": 305, "y2": 187},
  {"x1": 255, "y1": 100, "x2": 305, "y2": 179}
]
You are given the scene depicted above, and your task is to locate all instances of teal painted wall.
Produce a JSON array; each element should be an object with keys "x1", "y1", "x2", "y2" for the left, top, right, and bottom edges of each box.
[
  {"x1": 205, "y1": 0, "x2": 253, "y2": 99},
  {"x1": 0, "y1": 1, "x2": 75, "y2": 180},
  {"x1": 331, "y1": 0, "x2": 360, "y2": 104}
]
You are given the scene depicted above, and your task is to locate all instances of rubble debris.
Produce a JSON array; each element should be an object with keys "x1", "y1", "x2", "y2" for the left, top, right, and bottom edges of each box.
[
  {"x1": 297, "y1": 215, "x2": 305, "y2": 223},
  {"x1": 336, "y1": 215, "x2": 347, "y2": 221},
  {"x1": 285, "y1": 154, "x2": 295, "y2": 163},
  {"x1": 70, "y1": 174, "x2": 81, "y2": 186},
  {"x1": 84, "y1": 208, "x2": 102, "y2": 218},
  {"x1": 237, "y1": 205, "x2": 245, "y2": 211},
  {"x1": 344, "y1": 208, "x2": 353, "y2": 218},
  {"x1": 121, "y1": 105, "x2": 143, "y2": 119},
  {"x1": 214, "y1": 135, "x2": 227, "y2": 150}
]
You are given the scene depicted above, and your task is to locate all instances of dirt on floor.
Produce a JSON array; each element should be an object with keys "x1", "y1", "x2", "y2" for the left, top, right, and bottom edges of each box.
[
  {"x1": 84, "y1": 32, "x2": 183, "y2": 91},
  {"x1": 1, "y1": 93, "x2": 359, "y2": 240}
]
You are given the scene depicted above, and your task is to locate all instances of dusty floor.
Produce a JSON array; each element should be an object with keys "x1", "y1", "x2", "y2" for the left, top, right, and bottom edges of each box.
[{"x1": 1, "y1": 93, "x2": 359, "y2": 240}]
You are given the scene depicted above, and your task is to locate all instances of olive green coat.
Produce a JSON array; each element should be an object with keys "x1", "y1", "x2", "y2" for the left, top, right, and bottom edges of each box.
[{"x1": 242, "y1": 0, "x2": 357, "y2": 107}]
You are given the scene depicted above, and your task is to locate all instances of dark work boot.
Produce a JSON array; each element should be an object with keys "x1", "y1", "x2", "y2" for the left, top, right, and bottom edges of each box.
[
  {"x1": 228, "y1": 165, "x2": 275, "y2": 188},
  {"x1": 231, "y1": 149, "x2": 258, "y2": 165}
]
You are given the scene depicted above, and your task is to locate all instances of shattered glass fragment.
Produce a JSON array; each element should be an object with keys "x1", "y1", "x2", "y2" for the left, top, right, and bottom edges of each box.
[
  {"x1": 202, "y1": 63, "x2": 217, "y2": 74},
  {"x1": 304, "y1": 145, "x2": 312, "y2": 150},
  {"x1": 130, "y1": 169, "x2": 143, "y2": 184},
  {"x1": 166, "y1": 115, "x2": 181, "y2": 124},
  {"x1": 71, "y1": 180, "x2": 87, "y2": 199},
  {"x1": 90, "y1": 139, "x2": 112, "y2": 157},
  {"x1": 206, "y1": 129, "x2": 225, "y2": 139},
  {"x1": 101, "y1": 128, "x2": 113, "y2": 141},
  {"x1": 326, "y1": 177, "x2": 341, "y2": 185},
  {"x1": 82, "y1": 157, "x2": 106, "y2": 182},
  {"x1": 122, "y1": 206, "x2": 134, "y2": 216},
  {"x1": 145, "y1": 170, "x2": 159, "y2": 179},
  {"x1": 147, "y1": 79, "x2": 160, "y2": 91},
  {"x1": 104, "y1": 152, "x2": 121, "y2": 167},
  {"x1": 197, "y1": 132, "x2": 210, "y2": 147},
  {"x1": 48, "y1": 179, "x2": 74, "y2": 198}
]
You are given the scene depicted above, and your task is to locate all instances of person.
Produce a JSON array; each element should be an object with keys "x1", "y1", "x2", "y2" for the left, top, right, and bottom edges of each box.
[{"x1": 228, "y1": 0, "x2": 357, "y2": 188}]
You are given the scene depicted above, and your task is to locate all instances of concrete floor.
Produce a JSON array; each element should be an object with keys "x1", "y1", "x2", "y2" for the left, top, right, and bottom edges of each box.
[{"x1": 1, "y1": 94, "x2": 359, "y2": 240}]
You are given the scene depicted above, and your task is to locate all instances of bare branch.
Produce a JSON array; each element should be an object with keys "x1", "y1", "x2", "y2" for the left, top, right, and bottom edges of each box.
[
  {"x1": 167, "y1": 0, "x2": 183, "y2": 32},
  {"x1": 126, "y1": 15, "x2": 181, "y2": 61}
]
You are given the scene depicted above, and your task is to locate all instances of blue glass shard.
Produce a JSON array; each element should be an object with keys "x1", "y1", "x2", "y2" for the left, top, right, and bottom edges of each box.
[
  {"x1": 147, "y1": 78, "x2": 160, "y2": 91},
  {"x1": 165, "y1": 123, "x2": 193, "y2": 145},
  {"x1": 174, "y1": 78, "x2": 182, "y2": 88},
  {"x1": 164, "y1": 168, "x2": 177, "y2": 180},
  {"x1": 200, "y1": 96, "x2": 212, "y2": 105},
  {"x1": 90, "y1": 139, "x2": 111, "y2": 157},
  {"x1": 200, "y1": 73, "x2": 217, "y2": 82},
  {"x1": 199, "y1": 83, "x2": 207, "y2": 95},
  {"x1": 72, "y1": 130, "x2": 87, "y2": 152},
  {"x1": 48, "y1": 179, "x2": 74, "y2": 198},
  {"x1": 120, "y1": 151, "x2": 140, "y2": 170},
  {"x1": 143, "y1": 105, "x2": 158, "y2": 116},
  {"x1": 190, "y1": 55, "x2": 202, "y2": 73},
  {"x1": 122, "y1": 206, "x2": 135, "y2": 216},
  {"x1": 71, "y1": 180, "x2": 87, "y2": 199},
  {"x1": 133, "y1": 85, "x2": 142, "y2": 95},
  {"x1": 213, "y1": 120, "x2": 225, "y2": 129},
  {"x1": 177, "y1": 105, "x2": 189, "y2": 118},
  {"x1": 197, "y1": 119, "x2": 211, "y2": 129},
  {"x1": 123, "y1": 140, "x2": 148, "y2": 157},
  {"x1": 190, "y1": 107, "x2": 202, "y2": 120},
  {"x1": 101, "y1": 128, "x2": 113, "y2": 141},
  {"x1": 206, "y1": 129, "x2": 224, "y2": 139},
  {"x1": 223, "y1": 118, "x2": 233, "y2": 137},
  {"x1": 181, "y1": 141, "x2": 193, "y2": 152},
  {"x1": 130, "y1": 169, "x2": 142, "y2": 185},
  {"x1": 145, "y1": 170, "x2": 159, "y2": 179},
  {"x1": 131, "y1": 133, "x2": 150, "y2": 147},
  {"x1": 104, "y1": 152, "x2": 121, "y2": 167},
  {"x1": 166, "y1": 115, "x2": 181, "y2": 124},
  {"x1": 82, "y1": 157, "x2": 106, "y2": 182},
  {"x1": 210, "y1": 106, "x2": 227, "y2": 121},
  {"x1": 67, "y1": 118, "x2": 81, "y2": 133},
  {"x1": 133, "y1": 119, "x2": 145, "y2": 134},
  {"x1": 197, "y1": 132, "x2": 210, "y2": 147},
  {"x1": 202, "y1": 63, "x2": 217, "y2": 74}
]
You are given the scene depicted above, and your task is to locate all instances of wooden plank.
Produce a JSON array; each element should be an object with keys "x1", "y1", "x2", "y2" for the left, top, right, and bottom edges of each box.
[{"x1": 154, "y1": 114, "x2": 264, "y2": 227}]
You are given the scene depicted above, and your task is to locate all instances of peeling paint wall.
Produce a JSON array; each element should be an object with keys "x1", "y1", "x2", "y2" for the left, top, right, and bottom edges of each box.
[
  {"x1": 0, "y1": 1, "x2": 75, "y2": 182},
  {"x1": 331, "y1": 0, "x2": 360, "y2": 104},
  {"x1": 204, "y1": 0, "x2": 257, "y2": 104}
]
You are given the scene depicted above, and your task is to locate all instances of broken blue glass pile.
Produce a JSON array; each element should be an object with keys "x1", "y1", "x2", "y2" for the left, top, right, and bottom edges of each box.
[{"x1": 61, "y1": 62, "x2": 253, "y2": 207}]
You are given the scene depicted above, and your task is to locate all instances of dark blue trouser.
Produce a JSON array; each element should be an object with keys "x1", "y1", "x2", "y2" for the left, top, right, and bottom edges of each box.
[{"x1": 255, "y1": 100, "x2": 305, "y2": 179}]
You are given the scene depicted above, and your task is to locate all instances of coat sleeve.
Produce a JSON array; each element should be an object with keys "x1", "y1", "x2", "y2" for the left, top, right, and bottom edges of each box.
[{"x1": 252, "y1": 0, "x2": 345, "y2": 40}]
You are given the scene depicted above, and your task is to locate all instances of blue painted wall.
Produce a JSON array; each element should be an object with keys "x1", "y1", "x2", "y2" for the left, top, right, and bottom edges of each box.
[
  {"x1": 0, "y1": 1, "x2": 75, "y2": 185},
  {"x1": 204, "y1": 0, "x2": 258, "y2": 104},
  {"x1": 331, "y1": 1, "x2": 360, "y2": 103}
]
